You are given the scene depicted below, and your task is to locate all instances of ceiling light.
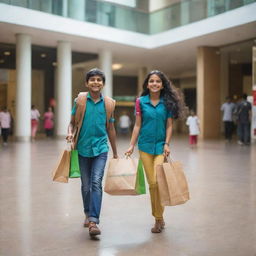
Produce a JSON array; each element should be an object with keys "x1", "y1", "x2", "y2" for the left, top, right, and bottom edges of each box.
[
  {"x1": 41, "y1": 53, "x2": 47, "y2": 58},
  {"x1": 112, "y1": 63, "x2": 123, "y2": 70},
  {"x1": 4, "y1": 51, "x2": 11, "y2": 56}
]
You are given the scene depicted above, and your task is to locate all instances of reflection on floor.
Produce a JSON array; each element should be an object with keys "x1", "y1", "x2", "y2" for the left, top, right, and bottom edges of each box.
[{"x1": 0, "y1": 136, "x2": 256, "y2": 256}]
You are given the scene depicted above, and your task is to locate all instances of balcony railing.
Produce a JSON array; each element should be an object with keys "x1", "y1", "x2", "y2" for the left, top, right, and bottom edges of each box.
[{"x1": 0, "y1": 0, "x2": 255, "y2": 34}]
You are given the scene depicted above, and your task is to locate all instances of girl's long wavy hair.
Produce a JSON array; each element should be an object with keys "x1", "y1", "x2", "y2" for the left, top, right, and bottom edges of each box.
[{"x1": 141, "y1": 70, "x2": 185, "y2": 119}]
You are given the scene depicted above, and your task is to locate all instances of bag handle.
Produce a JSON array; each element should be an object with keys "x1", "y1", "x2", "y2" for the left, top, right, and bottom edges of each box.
[{"x1": 164, "y1": 156, "x2": 174, "y2": 163}]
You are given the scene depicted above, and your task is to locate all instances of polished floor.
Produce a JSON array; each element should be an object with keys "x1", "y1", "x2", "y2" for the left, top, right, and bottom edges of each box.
[{"x1": 0, "y1": 135, "x2": 256, "y2": 256}]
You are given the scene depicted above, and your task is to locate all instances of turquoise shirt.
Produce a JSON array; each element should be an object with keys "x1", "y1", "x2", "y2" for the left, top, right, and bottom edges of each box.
[
  {"x1": 137, "y1": 95, "x2": 173, "y2": 155},
  {"x1": 71, "y1": 93, "x2": 114, "y2": 157}
]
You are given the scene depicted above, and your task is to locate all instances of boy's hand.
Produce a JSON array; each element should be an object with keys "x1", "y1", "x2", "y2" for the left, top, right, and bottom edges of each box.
[{"x1": 113, "y1": 154, "x2": 118, "y2": 159}]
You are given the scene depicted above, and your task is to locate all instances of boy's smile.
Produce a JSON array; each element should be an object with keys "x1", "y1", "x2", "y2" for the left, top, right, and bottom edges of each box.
[{"x1": 86, "y1": 75, "x2": 104, "y2": 92}]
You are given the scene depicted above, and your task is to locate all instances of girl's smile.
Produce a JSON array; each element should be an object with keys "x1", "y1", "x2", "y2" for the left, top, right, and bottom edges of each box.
[{"x1": 147, "y1": 74, "x2": 163, "y2": 93}]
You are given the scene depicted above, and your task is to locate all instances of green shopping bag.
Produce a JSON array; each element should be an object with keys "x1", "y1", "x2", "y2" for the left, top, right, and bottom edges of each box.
[
  {"x1": 135, "y1": 159, "x2": 146, "y2": 194},
  {"x1": 69, "y1": 150, "x2": 81, "y2": 178}
]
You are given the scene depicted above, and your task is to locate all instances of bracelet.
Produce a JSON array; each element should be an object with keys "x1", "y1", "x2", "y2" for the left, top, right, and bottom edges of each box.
[{"x1": 164, "y1": 142, "x2": 169, "y2": 146}]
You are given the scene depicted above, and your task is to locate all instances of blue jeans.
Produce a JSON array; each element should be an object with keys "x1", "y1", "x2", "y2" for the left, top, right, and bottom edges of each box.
[
  {"x1": 237, "y1": 122, "x2": 251, "y2": 144},
  {"x1": 79, "y1": 152, "x2": 108, "y2": 224}
]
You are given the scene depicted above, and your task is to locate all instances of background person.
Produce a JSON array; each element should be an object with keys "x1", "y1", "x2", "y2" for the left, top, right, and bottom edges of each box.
[
  {"x1": 186, "y1": 110, "x2": 200, "y2": 148},
  {"x1": 43, "y1": 107, "x2": 54, "y2": 137},
  {"x1": 236, "y1": 94, "x2": 252, "y2": 145},
  {"x1": 221, "y1": 96, "x2": 236, "y2": 142},
  {"x1": 0, "y1": 107, "x2": 11, "y2": 146},
  {"x1": 31, "y1": 105, "x2": 40, "y2": 141},
  {"x1": 126, "y1": 70, "x2": 185, "y2": 234},
  {"x1": 118, "y1": 111, "x2": 131, "y2": 134}
]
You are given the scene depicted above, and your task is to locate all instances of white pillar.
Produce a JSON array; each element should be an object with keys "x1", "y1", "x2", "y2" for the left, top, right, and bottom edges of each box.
[
  {"x1": 99, "y1": 49, "x2": 113, "y2": 98},
  {"x1": 68, "y1": 0, "x2": 85, "y2": 20},
  {"x1": 56, "y1": 41, "x2": 72, "y2": 138},
  {"x1": 137, "y1": 67, "x2": 148, "y2": 96},
  {"x1": 220, "y1": 51, "x2": 229, "y2": 103},
  {"x1": 15, "y1": 34, "x2": 31, "y2": 142}
]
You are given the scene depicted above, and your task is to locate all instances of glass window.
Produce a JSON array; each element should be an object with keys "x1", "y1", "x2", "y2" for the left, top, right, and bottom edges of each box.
[{"x1": 10, "y1": 0, "x2": 27, "y2": 7}]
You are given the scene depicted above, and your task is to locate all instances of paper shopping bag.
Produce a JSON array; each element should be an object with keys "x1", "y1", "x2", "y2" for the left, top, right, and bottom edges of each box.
[
  {"x1": 52, "y1": 149, "x2": 70, "y2": 183},
  {"x1": 156, "y1": 160, "x2": 190, "y2": 206},
  {"x1": 104, "y1": 157, "x2": 146, "y2": 195},
  {"x1": 69, "y1": 150, "x2": 81, "y2": 178}
]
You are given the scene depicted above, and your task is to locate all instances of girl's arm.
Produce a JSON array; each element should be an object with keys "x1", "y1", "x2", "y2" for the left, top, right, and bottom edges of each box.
[
  {"x1": 126, "y1": 115, "x2": 142, "y2": 156},
  {"x1": 164, "y1": 118, "x2": 173, "y2": 157}
]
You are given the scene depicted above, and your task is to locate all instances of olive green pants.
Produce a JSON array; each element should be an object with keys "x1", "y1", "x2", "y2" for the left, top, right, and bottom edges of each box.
[{"x1": 139, "y1": 151, "x2": 164, "y2": 220}]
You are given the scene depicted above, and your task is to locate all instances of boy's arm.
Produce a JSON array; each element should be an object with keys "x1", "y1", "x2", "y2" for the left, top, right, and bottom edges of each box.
[
  {"x1": 66, "y1": 115, "x2": 75, "y2": 142},
  {"x1": 107, "y1": 122, "x2": 118, "y2": 158}
]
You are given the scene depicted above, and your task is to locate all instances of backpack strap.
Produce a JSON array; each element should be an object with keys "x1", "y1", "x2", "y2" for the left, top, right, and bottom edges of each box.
[
  {"x1": 72, "y1": 93, "x2": 115, "y2": 148},
  {"x1": 104, "y1": 96, "x2": 116, "y2": 129}
]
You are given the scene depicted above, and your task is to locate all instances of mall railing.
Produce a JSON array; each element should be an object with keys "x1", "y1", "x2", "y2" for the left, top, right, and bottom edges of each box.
[{"x1": 0, "y1": 0, "x2": 255, "y2": 34}]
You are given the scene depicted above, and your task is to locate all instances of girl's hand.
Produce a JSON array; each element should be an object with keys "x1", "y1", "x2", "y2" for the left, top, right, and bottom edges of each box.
[
  {"x1": 125, "y1": 145, "x2": 134, "y2": 156},
  {"x1": 164, "y1": 144, "x2": 170, "y2": 158}
]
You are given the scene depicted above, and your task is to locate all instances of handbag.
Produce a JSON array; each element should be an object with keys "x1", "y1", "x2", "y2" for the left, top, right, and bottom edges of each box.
[
  {"x1": 104, "y1": 157, "x2": 146, "y2": 195},
  {"x1": 69, "y1": 150, "x2": 81, "y2": 178},
  {"x1": 52, "y1": 146, "x2": 71, "y2": 183},
  {"x1": 156, "y1": 158, "x2": 190, "y2": 206}
]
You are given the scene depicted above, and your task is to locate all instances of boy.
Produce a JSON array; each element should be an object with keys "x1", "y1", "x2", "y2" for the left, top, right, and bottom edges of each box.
[{"x1": 66, "y1": 68, "x2": 118, "y2": 237}]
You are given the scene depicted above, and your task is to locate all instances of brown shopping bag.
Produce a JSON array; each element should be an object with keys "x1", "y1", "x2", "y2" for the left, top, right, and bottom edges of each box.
[
  {"x1": 52, "y1": 148, "x2": 71, "y2": 183},
  {"x1": 104, "y1": 157, "x2": 146, "y2": 195},
  {"x1": 156, "y1": 159, "x2": 190, "y2": 206}
]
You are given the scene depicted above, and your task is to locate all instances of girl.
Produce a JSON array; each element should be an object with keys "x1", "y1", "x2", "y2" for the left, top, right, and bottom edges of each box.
[
  {"x1": 43, "y1": 107, "x2": 54, "y2": 137},
  {"x1": 31, "y1": 105, "x2": 40, "y2": 141},
  {"x1": 126, "y1": 70, "x2": 184, "y2": 233},
  {"x1": 186, "y1": 110, "x2": 200, "y2": 148}
]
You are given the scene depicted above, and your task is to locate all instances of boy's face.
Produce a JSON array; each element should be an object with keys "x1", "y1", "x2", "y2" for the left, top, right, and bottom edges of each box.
[{"x1": 86, "y1": 75, "x2": 104, "y2": 93}]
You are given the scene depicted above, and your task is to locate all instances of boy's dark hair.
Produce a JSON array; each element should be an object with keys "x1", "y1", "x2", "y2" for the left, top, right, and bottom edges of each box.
[
  {"x1": 85, "y1": 68, "x2": 105, "y2": 84},
  {"x1": 242, "y1": 93, "x2": 247, "y2": 100}
]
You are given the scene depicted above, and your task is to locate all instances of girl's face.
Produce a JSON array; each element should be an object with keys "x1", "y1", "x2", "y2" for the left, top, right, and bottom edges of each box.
[
  {"x1": 86, "y1": 75, "x2": 104, "y2": 92},
  {"x1": 147, "y1": 74, "x2": 163, "y2": 93}
]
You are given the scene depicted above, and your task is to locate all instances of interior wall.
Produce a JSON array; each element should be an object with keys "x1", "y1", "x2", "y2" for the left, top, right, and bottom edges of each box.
[
  {"x1": 72, "y1": 68, "x2": 86, "y2": 101},
  {"x1": 197, "y1": 46, "x2": 221, "y2": 139},
  {"x1": 243, "y1": 75, "x2": 252, "y2": 95},
  {"x1": 229, "y1": 64, "x2": 243, "y2": 98},
  {"x1": 32, "y1": 70, "x2": 45, "y2": 131},
  {"x1": 113, "y1": 75, "x2": 137, "y2": 96}
]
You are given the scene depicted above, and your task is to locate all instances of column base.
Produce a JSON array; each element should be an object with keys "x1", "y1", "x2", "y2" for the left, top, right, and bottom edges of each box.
[{"x1": 15, "y1": 136, "x2": 31, "y2": 142}]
